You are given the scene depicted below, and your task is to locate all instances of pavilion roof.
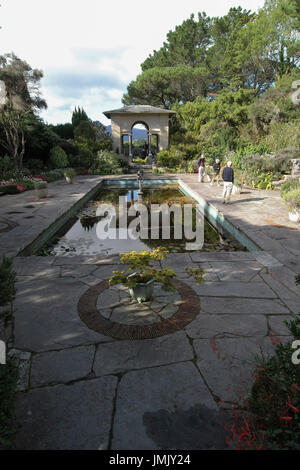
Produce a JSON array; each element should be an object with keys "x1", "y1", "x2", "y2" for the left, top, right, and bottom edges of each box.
[{"x1": 103, "y1": 105, "x2": 176, "y2": 119}]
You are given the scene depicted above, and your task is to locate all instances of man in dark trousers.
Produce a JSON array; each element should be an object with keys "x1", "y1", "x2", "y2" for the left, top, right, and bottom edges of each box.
[
  {"x1": 222, "y1": 161, "x2": 234, "y2": 203},
  {"x1": 210, "y1": 158, "x2": 221, "y2": 186}
]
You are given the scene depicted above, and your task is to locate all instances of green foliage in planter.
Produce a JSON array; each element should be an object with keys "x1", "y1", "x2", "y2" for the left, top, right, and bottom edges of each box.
[
  {"x1": 109, "y1": 247, "x2": 176, "y2": 290},
  {"x1": 64, "y1": 168, "x2": 76, "y2": 179},
  {"x1": 248, "y1": 312, "x2": 300, "y2": 450},
  {"x1": 34, "y1": 180, "x2": 47, "y2": 190},
  {"x1": 282, "y1": 189, "x2": 300, "y2": 212}
]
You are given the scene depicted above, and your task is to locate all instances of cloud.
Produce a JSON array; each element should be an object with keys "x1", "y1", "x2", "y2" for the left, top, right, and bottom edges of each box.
[
  {"x1": 40, "y1": 83, "x2": 123, "y2": 125},
  {"x1": 44, "y1": 67, "x2": 125, "y2": 97},
  {"x1": 72, "y1": 46, "x2": 128, "y2": 63}
]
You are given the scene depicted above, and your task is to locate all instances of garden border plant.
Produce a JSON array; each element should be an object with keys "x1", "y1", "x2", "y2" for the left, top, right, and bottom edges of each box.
[
  {"x1": 221, "y1": 275, "x2": 300, "y2": 450},
  {"x1": 0, "y1": 257, "x2": 18, "y2": 449}
]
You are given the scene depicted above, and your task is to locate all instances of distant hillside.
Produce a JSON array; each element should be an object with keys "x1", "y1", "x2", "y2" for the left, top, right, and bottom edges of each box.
[{"x1": 106, "y1": 125, "x2": 147, "y2": 140}]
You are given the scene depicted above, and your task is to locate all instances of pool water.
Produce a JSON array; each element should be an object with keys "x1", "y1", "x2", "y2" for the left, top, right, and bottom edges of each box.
[{"x1": 43, "y1": 185, "x2": 246, "y2": 257}]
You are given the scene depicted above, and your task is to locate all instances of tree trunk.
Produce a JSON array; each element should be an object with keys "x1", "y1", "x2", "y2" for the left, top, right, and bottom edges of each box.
[{"x1": 0, "y1": 107, "x2": 26, "y2": 171}]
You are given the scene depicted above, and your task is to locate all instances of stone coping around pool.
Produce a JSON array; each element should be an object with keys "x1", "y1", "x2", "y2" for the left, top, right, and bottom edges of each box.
[
  {"x1": 78, "y1": 278, "x2": 200, "y2": 340},
  {"x1": 177, "y1": 178, "x2": 261, "y2": 252}
]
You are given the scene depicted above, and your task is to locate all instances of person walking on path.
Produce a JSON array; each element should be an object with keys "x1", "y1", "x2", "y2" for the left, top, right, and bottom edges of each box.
[
  {"x1": 198, "y1": 153, "x2": 210, "y2": 183},
  {"x1": 222, "y1": 161, "x2": 234, "y2": 203},
  {"x1": 210, "y1": 159, "x2": 221, "y2": 186}
]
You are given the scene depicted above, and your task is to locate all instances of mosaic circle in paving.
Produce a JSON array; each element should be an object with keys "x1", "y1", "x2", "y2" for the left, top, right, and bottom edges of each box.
[
  {"x1": 0, "y1": 218, "x2": 18, "y2": 233},
  {"x1": 78, "y1": 279, "x2": 200, "y2": 340}
]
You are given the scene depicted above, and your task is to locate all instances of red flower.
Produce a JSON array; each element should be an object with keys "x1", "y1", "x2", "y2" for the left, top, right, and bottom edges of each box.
[
  {"x1": 17, "y1": 184, "x2": 27, "y2": 192},
  {"x1": 279, "y1": 416, "x2": 293, "y2": 421},
  {"x1": 287, "y1": 396, "x2": 299, "y2": 413},
  {"x1": 33, "y1": 175, "x2": 48, "y2": 182}
]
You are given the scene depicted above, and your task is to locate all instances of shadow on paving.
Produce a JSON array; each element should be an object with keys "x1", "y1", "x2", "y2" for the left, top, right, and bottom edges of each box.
[{"x1": 143, "y1": 404, "x2": 232, "y2": 450}]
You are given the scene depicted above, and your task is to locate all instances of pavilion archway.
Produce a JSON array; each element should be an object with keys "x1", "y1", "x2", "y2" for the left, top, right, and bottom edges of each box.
[{"x1": 103, "y1": 105, "x2": 176, "y2": 160}]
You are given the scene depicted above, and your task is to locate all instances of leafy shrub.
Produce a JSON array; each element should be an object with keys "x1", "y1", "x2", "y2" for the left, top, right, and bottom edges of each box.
[
  {"x1": 187, "y1": 159, "x2": 198, "y2": 173},
  {"x1": 25, "y1": 158, "x2": 44, "y2": 171},
  {"x1": 0, "y1": 257, "x2": 18, "y2": 449},
  {"x1": 76, "y1": 144, "x2": 95, "y2": 168},
  {"x1": 0, "y1": 156, "x2": 14, "y2": 175},
  {"x1": 0, "y1": 257, "x2": 16, "y2": 308},
  {"x1": 1, "y1": 184, "x2": 19, "y2": 194},
  {"x1": 133, "y1": 157, "x2": 148, "y2": 164},
  {"x1": 152, "y1": 167, "x2": 165, "y2": 174},
  {"x1": 248, "y1": 313, "x2": 300, "y2": 449},
  {"x1": 45, "y1": 169, "x2": 65, "y2": 182},
  {"x1": 280, "y1": 179, "x2": 300, "y2": 197},
  {"x1": 16, "y1": 179, "x2": 34, "y2": 190},
  {"x1": 90, "y1": 150, "x2": 124, "y2": 175},
  {"x1": 49, "y1": 146, "x2": 69, "y2": 168},
  {"x1": 74, "y1": 121, "x2": 96, "y2": 141},
  {"x1": 156, "y1": 147, "x2": 184, "y2": 169},
  {"x1": 247, "y1": 169, "x2": 275, "y2": 190},
  {"x1": 0, "y1": 359, "x2": 19, "y2": 448},
  {"x1": 68, "y1": 155, "x2": 81, "y2": 168},
  {"x1": 21, "y1": 168, "x2": 31, "y2": 176},
  {"x1": 282, "y1": 189, "x2": 300, "y2": 211},
  {"x1": 263, "y1": 120, "x2": 300, "y2": 153}
]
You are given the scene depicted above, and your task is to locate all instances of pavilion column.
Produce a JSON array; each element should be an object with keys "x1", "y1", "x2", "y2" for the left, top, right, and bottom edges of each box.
[
  {"x1": 128, "y1": 133, "x2": 133, "y2": 158},
  {"x1": 147, "y1": 132, "x2": 152, "y2": 157}
]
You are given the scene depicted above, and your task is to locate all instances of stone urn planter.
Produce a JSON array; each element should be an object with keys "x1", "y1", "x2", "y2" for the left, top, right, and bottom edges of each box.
[
  {"x1": 128, "y1": 276, "x2": 154, "y2": 303},
  {"x1": 109, "y1": 248, "x2": 176, "y2": 304},
  {"x1": 34, "y1": 181, "x2": 48, "y2": 199},
  {"x1": 288, "y1": 211, "x2": 300, "y2": 223},
  {"x1": 64, "y1": 169, "x2": 76, "y2": 184},
  {"x1": 232, "y1": 184, "x2": 243, "y2": 195}
]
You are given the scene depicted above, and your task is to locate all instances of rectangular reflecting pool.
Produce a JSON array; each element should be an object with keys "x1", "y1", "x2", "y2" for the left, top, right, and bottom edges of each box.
[{"x1": 37, "y1": 182, "x2": 247, "y2": 257}]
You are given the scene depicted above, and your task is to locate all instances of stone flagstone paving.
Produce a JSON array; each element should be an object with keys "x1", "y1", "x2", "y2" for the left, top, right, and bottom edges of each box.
[{"x1": 0, "y1": 174, "x2": 299, "y2": 449}]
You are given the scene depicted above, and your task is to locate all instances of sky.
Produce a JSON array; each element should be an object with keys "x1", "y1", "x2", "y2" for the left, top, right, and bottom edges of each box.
[{"x1": 0, "y1": 0, "x2": 266, "y2": 126}]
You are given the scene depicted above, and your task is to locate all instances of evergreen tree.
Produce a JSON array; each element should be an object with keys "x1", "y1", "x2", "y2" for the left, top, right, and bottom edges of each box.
[{"x1": 71, "y1": 107, "x2": 89, "y2": 128}]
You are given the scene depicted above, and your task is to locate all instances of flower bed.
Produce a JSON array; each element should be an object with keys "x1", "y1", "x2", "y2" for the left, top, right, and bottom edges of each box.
[{"x1": 0, "y1": 167, "x2": 86, "y2": 195}]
